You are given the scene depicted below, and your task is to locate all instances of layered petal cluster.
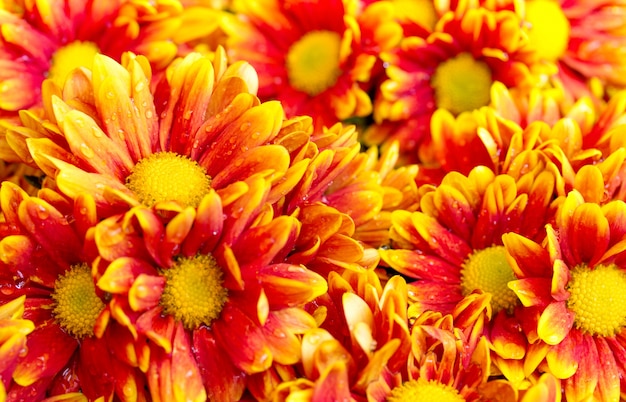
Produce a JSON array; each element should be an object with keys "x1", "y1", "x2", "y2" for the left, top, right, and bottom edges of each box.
[
  {"x1": 503, "y1": 190, "x2": 626, "y2": 402},
  {"x1": 94, "y1": 194, "x2": 327, "y2": 401},
  {"x1": 224, "y1": 0, "x2": 402, "y2": 129},
  {"x1": 253, "y1": 269, "x2": 410, "y2": 401},
  {"x1": 0, "y1": 296, "x2": 34, "y2": 399},
  {"x1": 0, "y1": 182, "x2": 147, "y2": 401},
  {"x1": 365, "y1": 2, "x2": 547, "y2": 163}
]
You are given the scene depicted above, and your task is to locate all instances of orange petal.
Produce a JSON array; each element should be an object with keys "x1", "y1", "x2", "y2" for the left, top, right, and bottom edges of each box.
[{"x1": 537, "y1": 301, "x2": 574, "y2": 345}]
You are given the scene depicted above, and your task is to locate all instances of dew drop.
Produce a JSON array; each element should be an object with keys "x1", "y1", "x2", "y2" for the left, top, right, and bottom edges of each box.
[
  {"x1": 183, "y1": 110, "x2": 193, "y2": 120},
  {"x1": 80, "y1": 143, "x2": 95, "y2": 158},
  {"x1": 135, "y1": 82, "x2": 145, "y2": 92},
  {"x1": 92, "y1": 127, "x2": 103, "y2": 138},
  {"x1": 145, "y1": 110, "x2": 153, "y2": 119},
  {"x1": 240, "y1": 122, "x2": 251, "y2": 131},
  {"x1": 105, "y1": 91, "x2": 115, "y2": 99},
  {"x1": 35, "y1": 205, "x2": 49, "y2": 220}
]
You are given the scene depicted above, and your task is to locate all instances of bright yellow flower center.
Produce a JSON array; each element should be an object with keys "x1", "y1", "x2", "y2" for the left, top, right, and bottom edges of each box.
[
  {"x1": 286, "y1": 30, "x2": 342, "y2": 96},
  {"x1": 126, "y1": 152, "x2": 211, "y2": 207},
  {"x1": 48, "y1": 41, "x2": 100, "y2": 87},
  {"x1": 387, "y1": 378, "x2": 465, "y2": 402},
  {"x1": 160, "y1": 254, "x2": 228, "y2": 330},
  {"x1": 460, "y1": 246, "x2": 518, "y2": 313},
  {"x1": 431, "y1": 52, "x2": 493, "y2": 115},
  {"x1": 52, "y1": 264, "x2": 105, "y2": 339},
  {"x1": 525, "y1": 0, "x2": 570, "y2": 61},
  {"x1": 566, "y1": 264, "x2": 626, "y2": 337}
]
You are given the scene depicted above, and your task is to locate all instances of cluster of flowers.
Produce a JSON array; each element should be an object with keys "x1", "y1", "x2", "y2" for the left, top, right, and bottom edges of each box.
[{"x1": 0, "y1": 0, "x2": 625, "y2": 401}]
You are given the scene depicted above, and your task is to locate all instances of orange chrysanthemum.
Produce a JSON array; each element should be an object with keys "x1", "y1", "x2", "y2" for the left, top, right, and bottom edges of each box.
[
  {"x1": 0, "y1": 182, "x2": 147, "y2": 401},
  {"x1": 94, "y1": 193, "x2": 327, "y2": 401},
  {"x1": 0, "y1": 0, "x2": 191, "y2": 115},
  {"x1": 365, "y1": 4, "x2": 547, "y2": 163},
  {"x1": 504, "y1": 190, "x2": 626, "y2": 401},
  {"x1": 5, "y1": 50, "x2": 320, "y2": 217},
  {"x1": 224, "y1": 0, "x2": 402, "y2": 129}
]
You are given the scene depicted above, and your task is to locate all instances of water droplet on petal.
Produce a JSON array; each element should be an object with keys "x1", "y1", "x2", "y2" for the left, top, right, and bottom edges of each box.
[{"x1": 80, "y1": 143, "x2": 94, "y2": 158}]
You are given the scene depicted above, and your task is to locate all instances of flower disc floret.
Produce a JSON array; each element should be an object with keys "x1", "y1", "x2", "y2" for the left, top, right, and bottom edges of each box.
[
  {"x1": 126, "y1": 152, "x2": 211, "y2": 207},
  {"x1": 387, "y1": 378, "x2": 465, "y2": 402},
  {"x1": 160, "y1": 254, "x2": 228, "y2": 330},
  {"x1": 460, "y1": 246, "x2": 518, "y2": 313},
  {"x1": 52, "y1": 263, "x2": 105, "y2": 339},
  {"x1": 286, "y1": 30, "x2": 342, "y2": 96},
  {"x1": 430, "y1": 52, "x2": 493, "y2": 115},
  {"x1": 567, "y1": 264, "x2": 626, "y2": 337}
]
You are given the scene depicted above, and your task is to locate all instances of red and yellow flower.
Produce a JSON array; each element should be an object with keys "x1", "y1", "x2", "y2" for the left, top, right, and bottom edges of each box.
[
  {"x1": 503, "y1": 190, "x2": 626, "y2": 401},
  {"x1": 94, "y1": 187, "x2": 327, "y2": 401},
  {"x1": 365, "y1": 3, "x2": 547, "y2": 163},
  {"x1": 224, "y1": 0, "x2": 402, "y2": 129},
  {"x1": 0, "y1": 182, "x2": 147, "y2": 401}
]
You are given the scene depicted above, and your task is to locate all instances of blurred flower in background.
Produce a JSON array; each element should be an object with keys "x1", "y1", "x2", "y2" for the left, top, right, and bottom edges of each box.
[{"x1": 1, "y1": 0, "x2": 626, "y2": 401}]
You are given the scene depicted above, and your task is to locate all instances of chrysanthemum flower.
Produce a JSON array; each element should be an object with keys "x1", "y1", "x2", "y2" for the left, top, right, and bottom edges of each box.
[
  {"x1": 0, "y1": 296, "x2": 34, "y2": 399},
  {"x1": 7, "y1": 50, "x2": 324, "y2": 217},
  {"x1": 522, "y1": 0, "x2": 626, "y2": 97},
  {"x1": 224, "y1": 0, "x2": 402, "y2": 129},
  {"x1": 503, "y1": 190, "x2": 626, "y2": 401},
  {"x1": 365, "y1": 4, "x2": 546, "y2": 163},
  {"x1": 255, "y1": 270, "x2": 410, "y2": 401},
  {"x1": 366, "y1": 292, "x2": 494, "y2": 402},
  {"x1": 380, "y1": 165, "x2": 560, "y2": 389},
  {"x1": 94, "y1": 190, "x2": 327, "y2": 401},
  {"x1": 0, "y1": 0, "x2": 198, "y2": 116},
  {"x1": 0, "y1": 182, "x2": 147, "y2": 401}
]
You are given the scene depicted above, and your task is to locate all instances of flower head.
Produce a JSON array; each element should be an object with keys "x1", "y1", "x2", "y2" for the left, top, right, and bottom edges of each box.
[
  {"x1": 94, "y1": 188, "x2": 327, "y2": 400},
  {"x1": 0, "y1": 182, "x2": 146, "y2": 401},
  {"x1": 504, "y1": 190, "x2": 626, "y2": 401},
  {"x1": 224, "y1": 0, "x2": 402, "y2": 129}
]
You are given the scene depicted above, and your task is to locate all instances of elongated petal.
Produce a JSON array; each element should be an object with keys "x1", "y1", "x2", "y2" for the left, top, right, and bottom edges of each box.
[{"x1": 537, "y1": 301, "x2": 574, "y2": 345}]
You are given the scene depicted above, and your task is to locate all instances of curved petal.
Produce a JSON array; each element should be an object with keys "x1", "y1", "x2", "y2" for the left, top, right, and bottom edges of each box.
[{"x1": 537, "y1": 301, "x2": 574, "y2": 345}]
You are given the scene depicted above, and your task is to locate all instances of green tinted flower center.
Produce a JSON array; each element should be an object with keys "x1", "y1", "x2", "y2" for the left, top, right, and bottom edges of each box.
[
  {"x1": 52, "y1": 263, "x2": 105, "y2": 338},
  {"x1": 431, "y1": 52, "x2": 493, "y2": 115},
  {"x1": 566, "y1": 264, "x2": 626, "y2": 337},
  {"x1": 525, "y1": 0, "x2": 570, "y2": 62},
  {"x1": 48, "y1": 41, "x2": 100, "y2": 87},
  {"x1": 286, "y1": 30, "x2": 342, "y2": 96},
  {"x1": 160, "y1": 254, "x2": 228, "y2": 330},
  {"x1": 387, "y1": 378, "x2": 465, "y2": 402},
  {"x1": 460, "y1": 246, "x2": 518, "y2": 313},
  {"x1": 126, "y1": 152, "x2": 211, "y2": 207}
]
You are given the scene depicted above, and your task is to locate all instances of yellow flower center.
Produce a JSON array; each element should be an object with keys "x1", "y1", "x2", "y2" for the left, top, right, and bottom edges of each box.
[
  {"x1": 525, "y1": 0, "x2": 570, "y2": 62},
  {"x1": 286, "y1": 30, "x2": 342, "y2": 96},
  {"x1": 430, "y1": 52, "x2": 493, "y2": 115},
  {"x1": 48, "y1": 41, "x2": 100, "y2": 87},
  {"x1": 460, "y1": 246, "x2": 518, "y2": 313},
  {"x1": 52, "y1": 264, "x2": 105, "y2": 339},
  {"x1": 160, "y1": 254, "x2": 228, "y2": 330},
  {"x1": 125, "y1": 152, "x2": 211, "y2": 208},
  {"x1": 387, "y1": 378, "x2": 465, "y2": 402},
  {"x1": 566, "y1": 264, "x2": 626, "y2": 337}
]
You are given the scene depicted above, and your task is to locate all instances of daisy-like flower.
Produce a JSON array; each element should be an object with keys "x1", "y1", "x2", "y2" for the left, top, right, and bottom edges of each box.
[
  {"x1": 0, "y1": 182, "x2": 148, "y2": 401},
  {"x1": 8, "y1": 49, "x2": 321, "y2": 217},
  {"x1": 94, "y1": 188, "x2": 327, "y2": 401},
  {"x1": 257, "y1": 269, "x2": 411, "y2": 401},
  {"x1": 0, "y1": 296, "x2": 34, "y2": 399},
  {"x1": 224, "y1": 0, "x2": 402, "y2": 129},
  {"x1": 0, "y1": 0, "x2": 195, "y2": 117},
  {"x1": 521, "y1": 0, "x2": 626, "y2": 97},
  {"x1": 365, "y1": 3, "x2": 546, "y2": 163},
  {"x1": 503, "y1": 190, "x2": 626, "y2": 401},
  {"x1": 366, "y1": 292, "x2": 494, "y2": 402}
]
